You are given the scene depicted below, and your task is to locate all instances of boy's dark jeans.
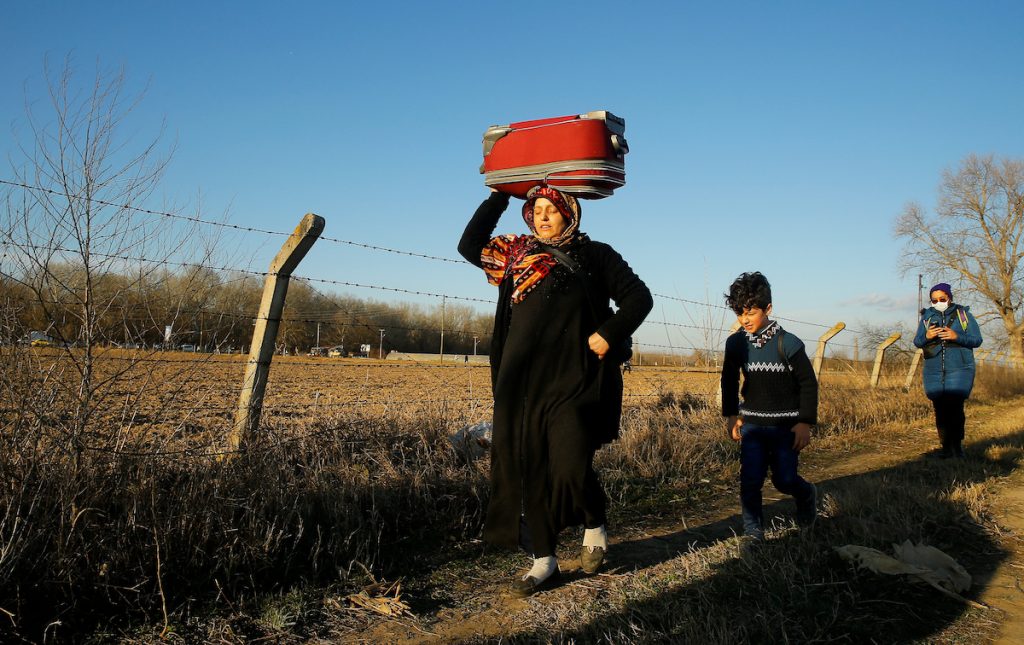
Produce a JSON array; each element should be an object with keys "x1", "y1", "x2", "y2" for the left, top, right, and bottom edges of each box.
[{"x1": 739, "y1": 422, "x2": 815, "y2": 536}]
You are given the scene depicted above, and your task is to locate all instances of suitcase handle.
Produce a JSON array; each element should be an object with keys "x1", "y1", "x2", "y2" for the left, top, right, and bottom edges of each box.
[
  {"x1": 610, "y1": 134, "x2": 629, "y2": 156},
  {"x1": 582, "y1": 111, "x2": 626, "y2": 136},
  {"x1": 482, "y1": 126, "x2": 512, "y2": 157}
]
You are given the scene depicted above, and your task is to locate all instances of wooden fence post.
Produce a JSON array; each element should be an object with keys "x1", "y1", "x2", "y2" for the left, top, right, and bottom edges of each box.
[
  {"x1": 230, "y1": 213, "x2": 325, "y2": 451},
  {"x1": 870, "y1": 332, "x2": 902, "y2": 388},
  {"x1": 903, "y1": 348, "x2": 923, "y2": 391},
  {"x1": 812, "y1": 322, "x2": 845, "y2": 381}
]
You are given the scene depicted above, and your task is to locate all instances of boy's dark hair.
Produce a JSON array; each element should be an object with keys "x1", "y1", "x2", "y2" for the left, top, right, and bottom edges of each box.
[{"x1": 725, "y1": 272, "x2": 772, "y2": 315}]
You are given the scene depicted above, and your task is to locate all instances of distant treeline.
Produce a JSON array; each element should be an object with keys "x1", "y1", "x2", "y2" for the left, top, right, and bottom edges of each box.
[{"x1": 0, "y1": 263, "x2": 494, "y2": 355}]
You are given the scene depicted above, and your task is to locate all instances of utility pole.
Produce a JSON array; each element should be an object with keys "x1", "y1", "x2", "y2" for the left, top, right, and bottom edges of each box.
[
  {"x1": 316, "y1": 321, "x2": 321, "y2": 348},
  {"x1": 918, "y1": 274, "x2": 924, "y2": 313},
  {"x1": 439, "y1": 295, "x2": 446, "y2": 364},
  {"x1": 379, "y1": 329, "x2": 385, "y2": 359},
  {"x1": 473, "y1": 335, "x2": 478, "y2": 356}
]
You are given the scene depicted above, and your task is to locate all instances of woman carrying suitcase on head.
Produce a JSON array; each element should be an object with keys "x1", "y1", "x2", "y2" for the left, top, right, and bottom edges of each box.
[
  {"x1": 458, "y1": 186, "x2": 652, "y2": 596},
  {"x1": 913, "y1": 282, "x2": 983, "y2": 459}
]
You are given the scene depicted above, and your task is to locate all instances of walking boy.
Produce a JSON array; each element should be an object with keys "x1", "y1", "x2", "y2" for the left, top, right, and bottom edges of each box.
[{"x1": 721, "y1": 272, "x2": 818, "y2": 539}]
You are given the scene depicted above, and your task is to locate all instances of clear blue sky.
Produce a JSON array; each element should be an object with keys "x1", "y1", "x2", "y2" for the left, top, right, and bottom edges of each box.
[{"x1": 3, "y1": 1, "x2": 1023, "y2": 353}]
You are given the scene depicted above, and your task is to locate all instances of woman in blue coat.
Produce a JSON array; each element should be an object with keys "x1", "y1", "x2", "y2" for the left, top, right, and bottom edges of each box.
[{"x1": 913, "y1": 283, "x2": 983, "y2": 458}]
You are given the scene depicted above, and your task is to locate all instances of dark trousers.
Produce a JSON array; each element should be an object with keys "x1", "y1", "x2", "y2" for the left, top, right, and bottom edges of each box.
[
  {"x1": 932, "y1": 394, "x2": 966, "y2": 450},
  {"x1": 522, "y1": 419, "x2": 607, "y2": 558},
  {"x1": 739, "y1": 422, "x2": 815, "y2": 536}
]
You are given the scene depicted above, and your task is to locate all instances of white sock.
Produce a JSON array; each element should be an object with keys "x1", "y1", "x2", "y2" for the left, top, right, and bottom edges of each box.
[
  {"x1": 583, "y1": 525, "x2": 608, "y2": 551},
  {"x1": 523, "y1": 555, "x2": 558, "y2": 581}
]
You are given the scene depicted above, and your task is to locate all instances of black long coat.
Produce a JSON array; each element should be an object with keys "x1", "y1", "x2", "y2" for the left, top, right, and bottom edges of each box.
[{"x1": 458, "y1": 193, "x2": 653, "y2": 552}]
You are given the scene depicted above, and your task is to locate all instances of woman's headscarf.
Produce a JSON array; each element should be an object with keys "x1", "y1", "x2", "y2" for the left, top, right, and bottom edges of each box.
[
  {"x1": 521, "y1": 185, "x2": 582, "y2": 248},
  {"x1": 481, "y1": 186, "x2": 587, "y2": 304}
]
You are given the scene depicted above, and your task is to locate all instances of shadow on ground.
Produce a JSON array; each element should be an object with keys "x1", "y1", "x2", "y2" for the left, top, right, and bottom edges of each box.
[{"x1": 483, "y1": 429, "x2": 1024, "y2": 643}]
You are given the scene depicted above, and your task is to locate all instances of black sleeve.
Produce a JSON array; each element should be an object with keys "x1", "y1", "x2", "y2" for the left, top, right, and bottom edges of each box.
[
  {"x1": 458, "y1": 192, "x2": 511, "y2": 267},
  {"x1": 785, "y1": 338, "x2": 818, "y2": 426},
  {"x1": 591, "y1": 244, "x2": 653, "y2": 345},
  {"x1": 721, "y1": 333, "x2": 742, "y2": 417}
]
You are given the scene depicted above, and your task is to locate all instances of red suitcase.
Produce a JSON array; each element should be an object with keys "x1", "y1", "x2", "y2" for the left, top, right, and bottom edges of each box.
[{"x1": 480, "y1": 111, "x2": 628, "y2": 199}]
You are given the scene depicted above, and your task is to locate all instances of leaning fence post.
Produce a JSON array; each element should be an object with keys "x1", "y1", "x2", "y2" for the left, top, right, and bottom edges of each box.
[
  {"x1": 903, "y1": 348, "x2": 923, "y2": 391},
  {"x1": 230, "y1": 213, "x2": 325, "y2": 452},
  {"x1": 870, "y1": 332, "x2": 902, "y2": 388},
  {"x1": 812, "y1": 322, "x2": 845, "y2": 381}
]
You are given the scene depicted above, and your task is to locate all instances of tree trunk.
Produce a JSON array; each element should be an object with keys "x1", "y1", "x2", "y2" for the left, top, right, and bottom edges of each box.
[{"x1": 1001, "y1": 317, "x2": 1024, "y2": 362}]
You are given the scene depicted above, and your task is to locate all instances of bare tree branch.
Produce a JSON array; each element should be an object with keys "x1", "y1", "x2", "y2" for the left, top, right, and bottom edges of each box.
[{"x1": 896, "y1": 154, "x2": 1024, "y2": 358}]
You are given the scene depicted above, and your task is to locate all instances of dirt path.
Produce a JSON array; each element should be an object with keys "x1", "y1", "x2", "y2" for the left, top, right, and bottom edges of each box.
[
  {"x1": 348, "y1": 398, "x2": 1024, "y2": 643},
  {"x1": 987, "y1": 479, "x2": 1024, "y2": 644},
  {"x1": 977, "y1": 439, "x2": 1024, "y2": 643}
]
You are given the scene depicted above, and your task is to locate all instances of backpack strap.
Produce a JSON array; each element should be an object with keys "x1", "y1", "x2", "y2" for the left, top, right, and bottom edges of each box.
[{"x1": 777, "y1": 331, "x2": 791, "y2": 371}]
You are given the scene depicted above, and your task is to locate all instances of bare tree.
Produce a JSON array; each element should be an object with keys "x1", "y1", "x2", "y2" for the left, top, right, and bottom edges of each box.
[
  {"x1": 852, "y1": 321, "x2": 914, "y2": 368},
  {"x1": 1, "y1": 56, "x2": 214, "y2": 466},
  {"x1": 896, "y1": 154, "x2": 1024, "y2": 359}
]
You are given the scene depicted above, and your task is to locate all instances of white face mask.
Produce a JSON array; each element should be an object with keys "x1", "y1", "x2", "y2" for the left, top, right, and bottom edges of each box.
[{"x1": 933, "y1": 301, "x2": 950, "y2": 313}]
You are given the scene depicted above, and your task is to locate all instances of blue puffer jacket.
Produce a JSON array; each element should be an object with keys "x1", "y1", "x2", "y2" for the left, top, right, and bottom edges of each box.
[{"x1": 913, "y1": 303, "x2": 983, "y2": 400}]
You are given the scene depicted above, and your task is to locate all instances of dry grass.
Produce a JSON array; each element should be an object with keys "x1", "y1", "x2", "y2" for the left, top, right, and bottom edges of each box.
[
  {"x1": 495, "y1": 418, "x2": 1024, "y2": 644},
  {"x1": 1, "y1": 350, "x2": 1023, "y2": 642}
]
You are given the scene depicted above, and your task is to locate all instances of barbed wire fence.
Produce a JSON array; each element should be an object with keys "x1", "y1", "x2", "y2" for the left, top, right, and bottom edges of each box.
[{"x1": 2, "y1": 178, "x2": 1015, "y2": 460}]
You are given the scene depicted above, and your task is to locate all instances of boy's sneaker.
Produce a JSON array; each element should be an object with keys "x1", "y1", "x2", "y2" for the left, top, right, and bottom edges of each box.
[
  {"x1": 796, "y1": 483, "x2": 818, "y2": 527},
  {"x1": 743, "y1": 527, "x2": 765, "y2": 541},
  {"x1": 738, "y1": 532, "x2": 763, "y2": 558}
]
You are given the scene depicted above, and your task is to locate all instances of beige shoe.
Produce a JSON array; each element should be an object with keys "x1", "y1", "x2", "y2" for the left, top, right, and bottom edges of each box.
[
  {"x1": 510, "y1": 568, "x2": 562, "y2": 597},
  {"x1": 581, "y1": 546, "x2": 605, "y2": 574}
]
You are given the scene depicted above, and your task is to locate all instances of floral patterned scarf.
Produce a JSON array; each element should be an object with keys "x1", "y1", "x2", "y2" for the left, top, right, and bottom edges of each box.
[{"x1": 480, "y1": 186, "x2": 583, "y2": 304}]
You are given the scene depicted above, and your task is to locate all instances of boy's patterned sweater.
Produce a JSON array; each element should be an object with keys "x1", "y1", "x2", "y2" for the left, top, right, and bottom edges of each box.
[{"x1": 720, "y1": 321, "x2": 818, "y2": 426}]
